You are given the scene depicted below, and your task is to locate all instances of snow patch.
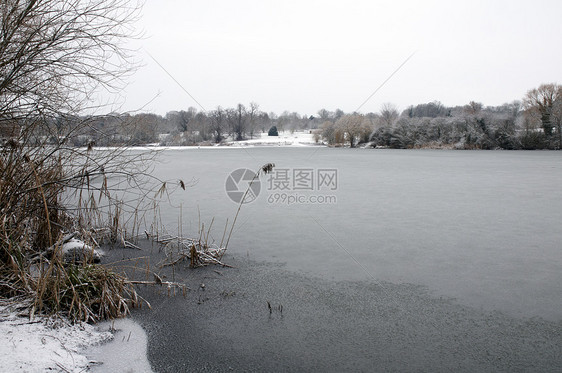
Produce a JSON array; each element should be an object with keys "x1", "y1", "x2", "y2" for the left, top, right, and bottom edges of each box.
[
  {"x1": 0, "y1": 306, "x2": 111, "y2": 372},
  {"x1": 61, "y1": 238, "x2": 102, "y2": 263},
  {"x1": 88, "y1": 130, "x2": 323, "y2": 150},
  {"x1": 230, "y1": 130, "x2": 319, "y2": 147},
  {"x1": 86, "y1": 318, "x2": 154, "y2": 373},
  {"x1": 0, "y1": 304, "x2": 152, "y2": 372}
]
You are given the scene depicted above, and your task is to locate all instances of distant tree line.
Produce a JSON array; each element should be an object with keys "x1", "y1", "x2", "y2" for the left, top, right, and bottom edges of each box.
[
  {"x1": 315, "y1": 83, "x2": 562, "y2": 150},
  {"x1": 51, "y1": 102, "x2": 319, "y2": 147},
  {"x1": 11, "y1": 83, "x2": 560, "y2": 150}
]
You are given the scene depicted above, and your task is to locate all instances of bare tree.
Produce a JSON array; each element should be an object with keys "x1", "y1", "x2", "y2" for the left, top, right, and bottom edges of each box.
[
  {"x1": 334, "y1": 109, "x2": 345, "y2": 121},
  {"x1": 227, "y1": 104, "x2": 246, "y2": 141},
  {"x1": 317, "y1": 109, "x2": 331, "y2": 121},
  {"x1": 380, "y1": 103, "x2": 399, "y2": 127},
  {"x1": 209, "y1": 106, "x2": 225, "y2": 143},
  {"x1": 257, "y1": 111, "x2": 270, "y2": 133},
  {"x1": 464, "y1": 101, "x2": 483, "y2": 116},
  {"x1": 319, "y1": 120, "x2": 342, "y2": 145},
  {"x1": 1, "y1": 0, "x2": 143, "y2": 240},
  {"x1": 523, "y1": 83, "x2": 562, "y2": 138},
  {"x1": 0, "y1": 1, "x2": 182, "y2": 319},
  {"x1": 247, "y1": 102, "x2": 260, "y2": 139},
  {"x1": 127, "y1": 113, "x2": 160, "y2": 144},
  {"x1": 166, "y1": 108, "x2": 197, "y2": 133},
  {"x1": 0, "y1": 0, "x2": 140, "y2": 124},
  {"x1": 551, "y1": 95, "x2": 562, "y2": 148},
  {"x1": 405, "y1": 101, "x2": 450, "y2": 118},
  {"x1": 335, "y1": 114, "x2": 371, "y2": 148}
]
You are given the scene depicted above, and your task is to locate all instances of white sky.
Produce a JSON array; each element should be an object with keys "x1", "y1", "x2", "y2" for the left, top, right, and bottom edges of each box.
[{"x1": 116, "y1": 0, "x2": 562, "y2": 116}]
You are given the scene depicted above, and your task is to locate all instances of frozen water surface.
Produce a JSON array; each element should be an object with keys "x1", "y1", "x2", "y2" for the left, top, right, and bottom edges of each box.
[{"x1": 148, "y1": 148, "x2": 562, "y2": 321}]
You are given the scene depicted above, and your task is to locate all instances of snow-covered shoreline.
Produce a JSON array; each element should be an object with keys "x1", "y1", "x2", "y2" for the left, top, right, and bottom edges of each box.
[
  {"x1": 0, "y1": 131, "x2": 320, "y2": 372},
  {"x1": 90, "y1": 130, "x2": 325, "y2": 151},
  {"x1": 0, "y1": 303, "x2": 152, "y2": 372},
  {"x1": 220, "y1": 130, "x2": 319, "y2": 147},
  {"x1": 0, "y1": 304, "x2": 110, "y2": 372}
]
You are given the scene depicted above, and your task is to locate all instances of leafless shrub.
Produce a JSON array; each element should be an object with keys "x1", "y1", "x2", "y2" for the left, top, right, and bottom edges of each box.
[{"x1": 0, "y1": 0, "x2": 185, "y2": 322}]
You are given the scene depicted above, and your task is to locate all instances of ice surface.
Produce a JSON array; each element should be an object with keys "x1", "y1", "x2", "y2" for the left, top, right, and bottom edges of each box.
[{"x1": 145, "y1": 148, "x2": 562, "y2": 321}]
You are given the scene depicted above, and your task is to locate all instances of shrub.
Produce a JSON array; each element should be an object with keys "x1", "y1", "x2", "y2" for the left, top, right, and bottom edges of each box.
[
  {"x1": 519, "y1": 131, "x2": 547, "y2": 150},
  {"x1": 268, "y1": 126, "x2": 279, "y2": 136}
]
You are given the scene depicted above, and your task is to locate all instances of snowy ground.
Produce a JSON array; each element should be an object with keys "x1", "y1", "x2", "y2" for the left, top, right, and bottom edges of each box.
[
  {"x1": 0, "y1": 302, "x2": 152, "y2": 373},
  {"x1": 225, "y1": 130, "x2": 320, "y2": 147},
  {"x1": 145, "y1": 130, "x2": 320, "y2": 149},
  {"x1": 87, "y1": 319, "x2": 153, "y2": 373},
  {"x1": 95, "y1": 130, "x2": 324, "y2": 151}
]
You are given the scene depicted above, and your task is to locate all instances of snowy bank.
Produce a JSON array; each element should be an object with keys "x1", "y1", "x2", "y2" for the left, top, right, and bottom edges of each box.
[
  {"x1": 225, "y1": 130, "x2": 320, "y2": 147},
  {"x1": 86, "y1": 318, "x2": 153, "y2": 373},
  {"x1": 89, "y1": 130, "x2": 324, "y2": 151},
  {"x1": 0, "y1": 305, "x2": 110, "y2": 372},
  {"x1": 0, "y1": 302, "x2": 152, "y2": 372}
]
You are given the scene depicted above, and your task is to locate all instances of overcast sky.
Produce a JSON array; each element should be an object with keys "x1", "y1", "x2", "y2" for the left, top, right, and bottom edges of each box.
[{"x1": 116, "y1": 0, "x2": 562, "y2": 116}]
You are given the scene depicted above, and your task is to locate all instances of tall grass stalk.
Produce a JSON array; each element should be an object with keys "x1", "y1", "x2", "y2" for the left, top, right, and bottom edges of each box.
[{"x1": 222, "y1": 163, "x2": 274, "y2": 257}]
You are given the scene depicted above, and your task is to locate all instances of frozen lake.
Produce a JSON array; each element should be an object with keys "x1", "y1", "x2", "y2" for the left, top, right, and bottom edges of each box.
[{"x1": 148, "y1": 147, "x2": 562, "y2": 321}]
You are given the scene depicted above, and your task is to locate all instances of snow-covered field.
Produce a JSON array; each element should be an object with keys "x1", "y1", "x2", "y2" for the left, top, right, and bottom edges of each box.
[
  {"x1": 0, "y1": 303, "x2": 152, "y2": 373},
  {"x1": 226, "y1": 130, "x2": 319, "y2": 147},
  {"x1": 93, "y1": 130, "x2": 324, "y2": 151}
]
